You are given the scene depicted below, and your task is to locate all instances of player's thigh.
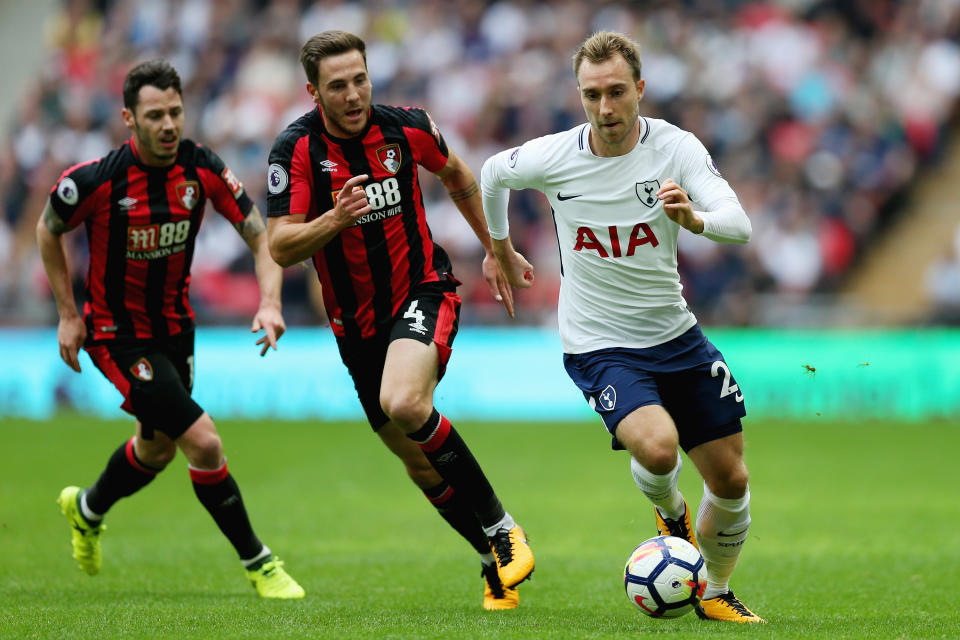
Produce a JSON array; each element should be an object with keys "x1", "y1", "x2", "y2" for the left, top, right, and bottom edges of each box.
[
  {"x1": 656, "y1": 358, "x2": 746, "y2": 453},
  {"x1": 389, "y1": 281, "x2": 462, "y2": 382},
  {"x1": 615, "y1": 404, "x2": 680, "y2": 473},
  {"x1": 563, "y1": 349, "x2": 665, "y2": 451},
  {"x1": 86, "y1": 339, "x2": 203, "y2": 440},
  {"x1": 375, "y1": 421, "x2": 442, "y2": 488},
  {"x1": 336, "y1": 333, "x2": 390, "y2": 430},
  {"x1": 381, "y1": 338, "x2": 439, "y2": 401},
  {"x1": 686, "y1": 432, "x2": 749, "y2": 499}
]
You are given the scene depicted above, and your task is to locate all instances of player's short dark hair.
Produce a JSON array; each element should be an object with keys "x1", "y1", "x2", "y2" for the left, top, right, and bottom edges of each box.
[
  {"x1": 123, "y1": 60, "x2": 182, "y2": 111},
  {"x1": 573, "y1": 31, "x2": 642, "y2": 82},
  {"x1": 300, "y1": 30, "x2": 367, "y2": 86}
]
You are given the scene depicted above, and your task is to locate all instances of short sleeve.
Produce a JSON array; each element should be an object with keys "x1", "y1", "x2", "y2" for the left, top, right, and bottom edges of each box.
[
  {"x1": 400, "y1": 108, "x2": 449, "y2": 174},
  {"x1": 266, "y1": 129, "x2": 312, "y2": 217},
  {"x1": 196, "y1": 146, "x2": 254, "y2": 224},
  {"x1": 49, "y1": 161, "x2": 102, "y2": 228}
]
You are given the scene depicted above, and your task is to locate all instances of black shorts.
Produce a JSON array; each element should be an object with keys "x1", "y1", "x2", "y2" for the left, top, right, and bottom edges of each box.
[
  {"x1": 85, "y1": 330, "x2": 204, "y2": 440},
  {"x1": 336, "y1": 280, "x2": 461, "y2": 430}
]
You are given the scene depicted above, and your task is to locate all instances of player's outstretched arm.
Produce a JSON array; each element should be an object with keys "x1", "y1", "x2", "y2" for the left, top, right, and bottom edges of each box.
[
  {"x1": 235, "y1": 205, "x2": 285, "y2": 356},
  {"x1": 436, "y1": 151, "x2": 515, "y2": 317},
  {"x1": 267, "y1": 174, "x2": 370, "y2": 267},
  {"x1": 35, "y1": 198, "x2": 85, "y2": 372}
]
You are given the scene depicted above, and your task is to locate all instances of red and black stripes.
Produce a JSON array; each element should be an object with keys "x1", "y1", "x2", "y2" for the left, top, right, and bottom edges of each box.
[
  {"x1": 266, "y1": 104, "x2": 458, "y2": 339},
  {"x1": 52, "y1": 138, "x2": 252, "y2": 343}
]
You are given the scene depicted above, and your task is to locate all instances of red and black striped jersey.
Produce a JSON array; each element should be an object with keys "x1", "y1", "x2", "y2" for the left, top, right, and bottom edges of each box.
[
  {"x1": 49, "y1": 137, "x2": 253, "y2": 342},
  {"x1": 266, "y1": 104, "x2": 455, "y2": 340}
]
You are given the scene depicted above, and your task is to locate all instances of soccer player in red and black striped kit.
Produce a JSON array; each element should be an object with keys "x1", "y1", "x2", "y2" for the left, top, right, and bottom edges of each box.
[
  {"x1": 266, "y1": 31, "x2": 534, "y2": 610},
  {"x1": 36, "y1": 60, "x2": 304, "y2": 599}
]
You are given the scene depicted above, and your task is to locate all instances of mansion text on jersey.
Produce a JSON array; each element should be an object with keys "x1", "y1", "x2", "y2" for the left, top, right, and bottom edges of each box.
[
  {"x1": 352, "y1": 204, "x2": 403, "y2": 226},
  {"x1": 126, "y1": 242, "x2": 187, "y2": 260}
]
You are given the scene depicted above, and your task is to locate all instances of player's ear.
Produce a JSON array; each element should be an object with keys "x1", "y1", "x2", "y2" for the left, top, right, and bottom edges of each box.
[
  {"x1": 636, "y1": 78, "x2": 645, "y2": 102},
  {"x1": 121, "y1": 107, "x2": 135, "y2": 130},
  {"x1": 306, "y1": 82, "x2": 321, "y2": 104}
]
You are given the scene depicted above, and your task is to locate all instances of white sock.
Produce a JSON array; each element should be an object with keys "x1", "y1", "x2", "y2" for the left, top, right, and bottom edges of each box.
[
  {"x1": 630, "y1": 452, "x2": 685, "y2": 519},
  {"x1": 79, "y1": 491, "x2": 103, "y2": 524},
  {"x1": 480, "y1": 552, "x2": 495, "y2": 566},
  {"x1": 696, "y1": 481, "x2": 750, "y2": 599},
  {"x1": 241, "y1": 545, "x2": 272, "y2": 568},
  {"x1": 482, "y1": 512, "x2": 516, "y2": 537}
]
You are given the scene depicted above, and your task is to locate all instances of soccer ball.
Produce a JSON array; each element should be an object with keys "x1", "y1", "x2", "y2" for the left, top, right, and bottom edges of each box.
[{"x1": 623, "y1": 535, "x2": 706, "y2": 618}]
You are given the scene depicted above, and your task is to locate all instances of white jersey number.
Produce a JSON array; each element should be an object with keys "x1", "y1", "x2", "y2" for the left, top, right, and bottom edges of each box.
[{"x1": 711, "y1": 360, "x2": 744, "y2": 403}]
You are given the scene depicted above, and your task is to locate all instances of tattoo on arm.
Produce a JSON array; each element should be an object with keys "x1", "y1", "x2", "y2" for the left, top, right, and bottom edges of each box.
[
  {"x1": 235, "y1": 210, "x2": 266, "y2": 241},
  {"x1": 42, "y1": 203, "x2": 71, "y2": 235},
  {"x1": 448, "y1": 181, "x2": 479, "y2": 203}
]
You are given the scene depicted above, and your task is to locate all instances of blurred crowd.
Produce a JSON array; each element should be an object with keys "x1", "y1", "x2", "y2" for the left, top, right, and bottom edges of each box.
[{"x1": 2, "y1": 0, "x2": 960, "y2": 329}]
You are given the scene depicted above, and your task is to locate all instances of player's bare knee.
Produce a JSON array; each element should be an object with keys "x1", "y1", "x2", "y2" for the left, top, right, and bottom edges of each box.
[
  {"x1": 645, "y1": 447, "x2": 679, "y2": 475},
  {"x1": 380, "y1": 388, "x2": 431, "y2": 430},
  {"x1": 709, "y1": 467, "x2": 750, "y2": 499},
  {"x1": 136, "y1": 440, "x2": 176, "y2": 469}
]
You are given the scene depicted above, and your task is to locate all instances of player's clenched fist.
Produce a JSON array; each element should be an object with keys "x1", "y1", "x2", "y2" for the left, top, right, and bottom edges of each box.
[{"x1": 332, "y1": 174, "x2": 372, "y2": 228}]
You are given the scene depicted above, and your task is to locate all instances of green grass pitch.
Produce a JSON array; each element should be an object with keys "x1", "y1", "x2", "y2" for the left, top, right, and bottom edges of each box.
[{"x1": 2, "y1": 415, "x2": 959, "y2": 639}]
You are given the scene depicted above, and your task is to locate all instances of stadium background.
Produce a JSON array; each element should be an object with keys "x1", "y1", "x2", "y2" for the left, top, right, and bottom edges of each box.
[{"x1": 1, "y1": 0, "x2": 959, "y2": 421}]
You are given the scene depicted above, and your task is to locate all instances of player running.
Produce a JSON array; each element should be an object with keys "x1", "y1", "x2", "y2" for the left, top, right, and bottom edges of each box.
[
  {"x1": 265, "y1": 31, "x2": 533, "y2": 610},
  {"x1": 480, "y1": 31, "x2": 764, "y2": 623},
  {"x1": 37, "y1": 60, "x2": 303, "y2": 599}
]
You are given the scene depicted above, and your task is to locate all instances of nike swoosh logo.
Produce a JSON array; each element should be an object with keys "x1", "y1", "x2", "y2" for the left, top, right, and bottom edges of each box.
[
  {"x1": 717, "y1": 527, "x2": 749, "y2": 537},
  {"x1": 557, "y1": 192, "x2": 582, "y2": 201}
]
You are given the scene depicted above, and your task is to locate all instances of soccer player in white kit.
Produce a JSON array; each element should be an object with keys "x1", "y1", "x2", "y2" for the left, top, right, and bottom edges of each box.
[{"x1": 480, "y1": 31, "x2": 764, "y2": 623}]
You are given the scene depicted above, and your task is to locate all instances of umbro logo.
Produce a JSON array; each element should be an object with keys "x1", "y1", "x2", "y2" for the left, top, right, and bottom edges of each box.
[
  {"x1": 319, "y1": 159, "x2": 338, "y2": 172},
  {"x1": 118, "y1": 197, "x2": 138, "y2": 209},
  {"x1": 557, "y1": 192, "x2": 582, "y2": 201}
]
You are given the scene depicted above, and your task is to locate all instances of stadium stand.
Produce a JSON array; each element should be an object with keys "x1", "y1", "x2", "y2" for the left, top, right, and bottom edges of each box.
[{"x1": 2, "y1": 0, "x2": 959, "y2": 328}]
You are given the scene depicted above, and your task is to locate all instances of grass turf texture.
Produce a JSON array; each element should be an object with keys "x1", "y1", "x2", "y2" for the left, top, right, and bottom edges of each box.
[{"x1": 2, "y1": 415, "x2": 959, "y2": 639}]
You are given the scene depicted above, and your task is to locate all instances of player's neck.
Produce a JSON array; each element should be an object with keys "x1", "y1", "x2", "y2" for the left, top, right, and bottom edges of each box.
[{"x1": 589, "y1": 118, "x2": 640, "y2": 158}]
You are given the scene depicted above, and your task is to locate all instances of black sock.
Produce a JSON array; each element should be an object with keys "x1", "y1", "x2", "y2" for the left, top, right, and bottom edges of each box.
[
  {"x1": 407, "y1": 409, "x2": 506, "y2": 529},
  {"x1": 423, "y1": 480, "x2": 490, "y2": 554},
  {"x1": 84, "y1": 438, "x2": 161, "y2": 516},
  {"x1": 190, "y1": 464, "x2": 263, "y2": 560}
]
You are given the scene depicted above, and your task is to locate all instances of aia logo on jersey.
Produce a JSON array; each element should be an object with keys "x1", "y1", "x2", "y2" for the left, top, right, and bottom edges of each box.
[
  {"x1": 176, "y1": 181, "x2": 200, "y2": 210},
  {"x1": 377, "y1": 144, "x2": 402, "y2": 174},
  {"x1": 573, "y1": 223, "x2": 659, "y2": 258},
  {"x1": 220, "y1": 167, "x2": 244, "y2": 198},
  {"x1": 129, "y1": 357, "x2": 154, "y2": 381},
  {"x1": 636, "y1": 180, "x2": 660, "y2": 208}
]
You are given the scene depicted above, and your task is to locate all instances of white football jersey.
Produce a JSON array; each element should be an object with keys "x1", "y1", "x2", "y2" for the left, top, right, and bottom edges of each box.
[{"x1": 481, "y1": 117, "x2": 748, "y2": 353}]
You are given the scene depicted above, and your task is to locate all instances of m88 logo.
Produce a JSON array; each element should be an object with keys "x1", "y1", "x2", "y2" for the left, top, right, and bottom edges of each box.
[
  {"x1": 127, "y1": 220, "x2": 191, "y2": 251},
  {"x1": 333, "y1": 177, "x2": 401, "y2": 211}
]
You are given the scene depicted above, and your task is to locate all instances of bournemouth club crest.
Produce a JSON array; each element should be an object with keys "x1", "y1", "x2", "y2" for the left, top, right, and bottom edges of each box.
[
  {"x1": 377, "y1": 144, "x2": 401, "y2": 175},
  {"x1": 176, "y1": 181, "x2": 200, "y2": 210},
  {"x1": 129, "y1": 357, "x2": 154, "y2": 381},
  {"x1": 636, "y1": 180, "x2": 660, "y2": 208}
]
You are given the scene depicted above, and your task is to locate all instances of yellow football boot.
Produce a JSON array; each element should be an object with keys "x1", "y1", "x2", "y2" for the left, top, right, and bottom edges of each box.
[
  {"x1": 246, "y1": 557, "x2": 305, "y2": 599},
  {"x1": 57, "y1": 486, "x2": 104, "y2": 576},
  {"x1": 482, "y1": 563, "x2": 519, "y2": 610},
  {"x1": 696, "y1": 591, "x2": 766, "y2": 623},
  {"x1": 488, "y1": 525, "x2": 534, "y2": 588},
  {"x1": 655, "y1": 500, "x2": 699, "y2": 550}
]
